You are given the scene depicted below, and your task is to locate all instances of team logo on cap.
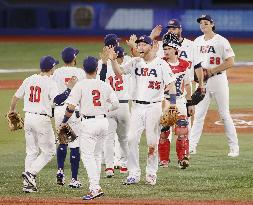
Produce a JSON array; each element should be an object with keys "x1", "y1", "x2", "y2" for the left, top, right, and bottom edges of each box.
[
  {"x1": 201, "y1": 14, "x2": 206, "y2": 18},
  {"x1": 140, "y1": 36, "x2": 145, "y2": 40},
  {"x1": 169, "y1": 20, "x2": 175, "y2": 24}
]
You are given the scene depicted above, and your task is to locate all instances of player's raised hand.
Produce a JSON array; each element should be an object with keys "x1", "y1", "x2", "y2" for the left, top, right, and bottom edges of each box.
[
  {"x1": 100, "y1": 47, "x2": 109, "y2": 64},
  {"x1": 126, "y1": 34, "x2": 137, "y2": 48},
  {"x1": 150, "y1": 25, "x2": 163, "y2": 40},
  {"x1": 66, "y1": 76, "x2": 78, "y2": 89},
  {"x1": 151, "y1": 40, "x2": 159, "y2": 54},
  {"x1": 107, "y1": 46, "x2": 117, "y2": 60}
]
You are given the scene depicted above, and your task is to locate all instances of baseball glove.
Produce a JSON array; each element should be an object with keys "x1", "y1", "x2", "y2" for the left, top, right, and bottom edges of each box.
[
  {"x1": 57, "y1": 124, "x2": 77, "y2": 144},
  {"x1": 160, "y1": 106, "x2": 179, "y2": 127},
  {"x1": 191, "y1": 87, "x2": 206, "y2": 105},
  {"x1": 194, "y1": 68, "x2": 209, "y2": 83},
  {"x1": 6, "y1": 112, "x2": 24, "y2": 131}
]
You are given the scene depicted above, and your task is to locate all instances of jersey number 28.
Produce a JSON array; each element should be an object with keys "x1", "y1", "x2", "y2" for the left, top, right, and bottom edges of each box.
[
  {"x1": 210, "y1": 57, "x2": 220, "y2": 65},
  {"x1": 29, "y1": 86, "x2": 41, "y2": 103}
]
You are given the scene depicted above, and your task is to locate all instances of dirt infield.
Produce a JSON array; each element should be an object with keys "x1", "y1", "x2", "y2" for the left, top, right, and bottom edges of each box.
[{"x1": 0, "y1": 197, "x2": 252, "y2": 205}]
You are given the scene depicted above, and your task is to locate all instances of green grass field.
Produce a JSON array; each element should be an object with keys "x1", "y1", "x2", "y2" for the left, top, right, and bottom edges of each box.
[{"x1": 0, "y1": 41, "x2": 253, "y2": 201}]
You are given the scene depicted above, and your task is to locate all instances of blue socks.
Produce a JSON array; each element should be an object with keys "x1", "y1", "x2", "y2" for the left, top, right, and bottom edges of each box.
[
  {"x1": 57, "y1": 144, "x2": 68, "y2": 170},
  {"x1": 70, "y1": 147, "x2": 80, "y2": 180}
]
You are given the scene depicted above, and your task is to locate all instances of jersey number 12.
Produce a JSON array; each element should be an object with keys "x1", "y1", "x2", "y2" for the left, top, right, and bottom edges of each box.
[
  {"x1": 108, "y1": 75, "x2": 123, "y2": 91},
  {"x1": 29, "y1": 86, "x2": 41, "y2": 103}
]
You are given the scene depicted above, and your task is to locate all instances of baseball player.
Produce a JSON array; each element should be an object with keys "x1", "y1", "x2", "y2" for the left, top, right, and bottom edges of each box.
[
  {"x1": 158, "y1": 33, "x2": 194, "y2": 169},
  {"x1": 189, "y1": 15, "x2": 239, "y2": 157},
  {"x1": 52, "y1": 47, "x2": 86, "y2": 188},
  {"x1": 8, "y1": 56, "x2": 75, "y2": 193},
  {"x1": 109, "y1": 35, "x2": 176, "y2": 185},
  {"x1": 150, "y1": 19, "x2": 205, "y2": 94},
  {"x1": 98, "y1": 46, "x2": 131, "y2": 177},
  {"x1": 61, "y1": 56, "x2": 119, "y2": 200}
]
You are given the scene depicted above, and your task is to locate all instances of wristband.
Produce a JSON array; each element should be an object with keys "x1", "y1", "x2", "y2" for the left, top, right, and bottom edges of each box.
[
  {"x1": 62, "y1": 115, "x2": 70, "y2": 123},
  {"x1": 169, "y1": 94, "x2": 176, "y2": 105}
]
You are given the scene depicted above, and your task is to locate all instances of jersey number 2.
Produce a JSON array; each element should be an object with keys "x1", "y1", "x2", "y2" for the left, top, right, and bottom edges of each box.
[
  {"x1": 108, "y1": 75, "x2": 123, "y2": 91},
  {"x1": 29, "y1": 86, "x2": 41, "y2": 103},
  {"x1": 92, "y1": 90, "x2": 101, "y2": 106}
]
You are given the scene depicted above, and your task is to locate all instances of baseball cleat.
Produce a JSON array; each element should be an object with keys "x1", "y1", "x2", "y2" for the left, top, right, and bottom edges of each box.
[
  {"x1": 69, "y1": 178, "x2": 82, "y2": 188},
  {"x1": 22, "y1": 179, "x2": 37, "y2": 193},
  {"x1": 23, "y1": 184, "x2": 38, "y2": 193},
  {"x1": 159, "y1": 160, "x2": 169, "y2": 168},
  {"x1": 105, "y1": 168, "x2": 114, "y2": 178},
  {"x1": 228, "y1": 147, "x2": 239, "y2": 157},
  {"x1": 83, "y1": 189, "x2": 104, "y2": 200},
  {"x1": 119, "y1": 167, "x2": 128, "y2": 174},
  {"x1": 56, "y1": 169, "x2": 65, "y2": 185},
  {"x1": 178, "y1": 156, "x2": 190, "y2": 169},
  {"x1": 22, "y1": 171, "x2": 37, "y2": 188},
  {"x1": 145, "y1": 174, "x2": 157, "y2": 186},
  {"x1": 123, "y1": 176, "x2": 140, "y2": 185}
]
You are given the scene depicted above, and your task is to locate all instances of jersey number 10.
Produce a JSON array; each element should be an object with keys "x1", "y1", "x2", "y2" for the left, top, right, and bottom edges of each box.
[{"x1": 29, "y1": 86, "x2": 41, "y2": 103}]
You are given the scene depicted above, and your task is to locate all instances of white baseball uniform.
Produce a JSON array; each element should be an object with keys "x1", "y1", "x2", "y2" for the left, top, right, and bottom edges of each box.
[
  {"x1": 189, "y1": 34, "x2": 239, "y2": 152},
  {"x1": 98, "y1": 57, "x2": 131, "y2": 170},
  {"x1": 121, "y1": 57, "x2": 176, "y2": 179},
  {"x1": 165, "y1": 58, "x2": 190, "y2": 118},
  {"x1": 157, "y1": 38, "x2": 194, "y2": 81},
  {"x1": 66, "y1": 78, "x2": 119, "y2": 191},
  {"x1": 52, "y1": 66, "x2": 86, "y2": 148},
  {"x1": 15, "y1": 74, "x2": 58, "y2": 175}
]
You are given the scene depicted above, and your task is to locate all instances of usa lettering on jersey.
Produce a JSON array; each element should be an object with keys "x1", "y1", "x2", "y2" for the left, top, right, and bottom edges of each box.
[
  {"x1": 135, "y1": 68, "x2": 157, "y2": 77},
  {"x1": 200, "y1": 45, "x2": 216, "y2": 54}
]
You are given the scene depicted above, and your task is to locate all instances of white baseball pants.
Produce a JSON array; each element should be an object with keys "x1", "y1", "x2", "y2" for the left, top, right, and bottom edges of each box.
[
  {"x1": 127, "y1": 102, "x2": 162, "y2": 178},
  {"x1": 79, "y1": 117, "x2": 108, "y2": 191},
  {"x1": 24, "y1": 113, "x2": 56, "y2": 175}
]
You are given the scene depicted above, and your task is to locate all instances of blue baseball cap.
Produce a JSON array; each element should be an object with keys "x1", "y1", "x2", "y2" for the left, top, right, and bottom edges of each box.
[
  {"x1": 166, "y1": 19, "x2": 182, "y2": 28},
  {"x1": 61, "y1": 47, "x2": 79, "y2": 63},
  {"x1": 115, "y1": 46, "x2": 125, "y2": 58},
  {"x1": 197, "y1": 14, "x2": 214, "y2": 23},
  {"x1": 135, "y1": 35, "x2": 153, "y2": 46},
  {"x1": 104, "y1": 34, "x2": 121, "y2": 47},
  {"x1": 83, "y1": 56, "x2": 98, "y2": 73},
  {"x1": 40, "y1": 56, "x2": 59, "y2": 71}
]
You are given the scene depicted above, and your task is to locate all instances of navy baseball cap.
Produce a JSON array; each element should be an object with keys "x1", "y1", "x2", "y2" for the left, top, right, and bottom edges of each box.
[
  {"x1": 115, "y1": 46, "x2": 125, "y2": 58},
  {"x1": 166, "y1": 19, "x2": 182, "y2": 28},
  {"x1": 40, "y1": 56, "x2": 59, "y2": 71},
  {"x1": 135, "y1": 35, "x2": 153, "y2": 46},
  {"x1": 197, "y1": 14, "x2": 214, "y2": 23},
  {"x1": 61, "y1": 47, "x2": 79, "y2": 63},
  {"x1": 162, "y1": 33, "x2": 181, "y2": 49},
  {"x1": 83, "y1": 56, "x2": 98, "y2": 73},
  {"x1": 104, "y1": 34, "x2": 121, "y2": 47}
]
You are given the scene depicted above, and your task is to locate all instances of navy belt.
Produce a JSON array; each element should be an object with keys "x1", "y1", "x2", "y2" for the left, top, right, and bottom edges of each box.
[
  {"x1": 119, "y1": 100, "x2": 129, "y2": 103},
  {"x1": 133, "y1": 100, "x2": 160, "y2": 104},
  {"x1": 55, "y1": 103, "x2": 64, "y2": 106},
  {"x1": 28, "y1": 112, "x2": 50, "y2": 117},
  {"x1": 83, "y1": 114, "x2": 106, "y2": 119},
  {"x1": 212, "y1": 72, "x2": 222, "y2": 77}
]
